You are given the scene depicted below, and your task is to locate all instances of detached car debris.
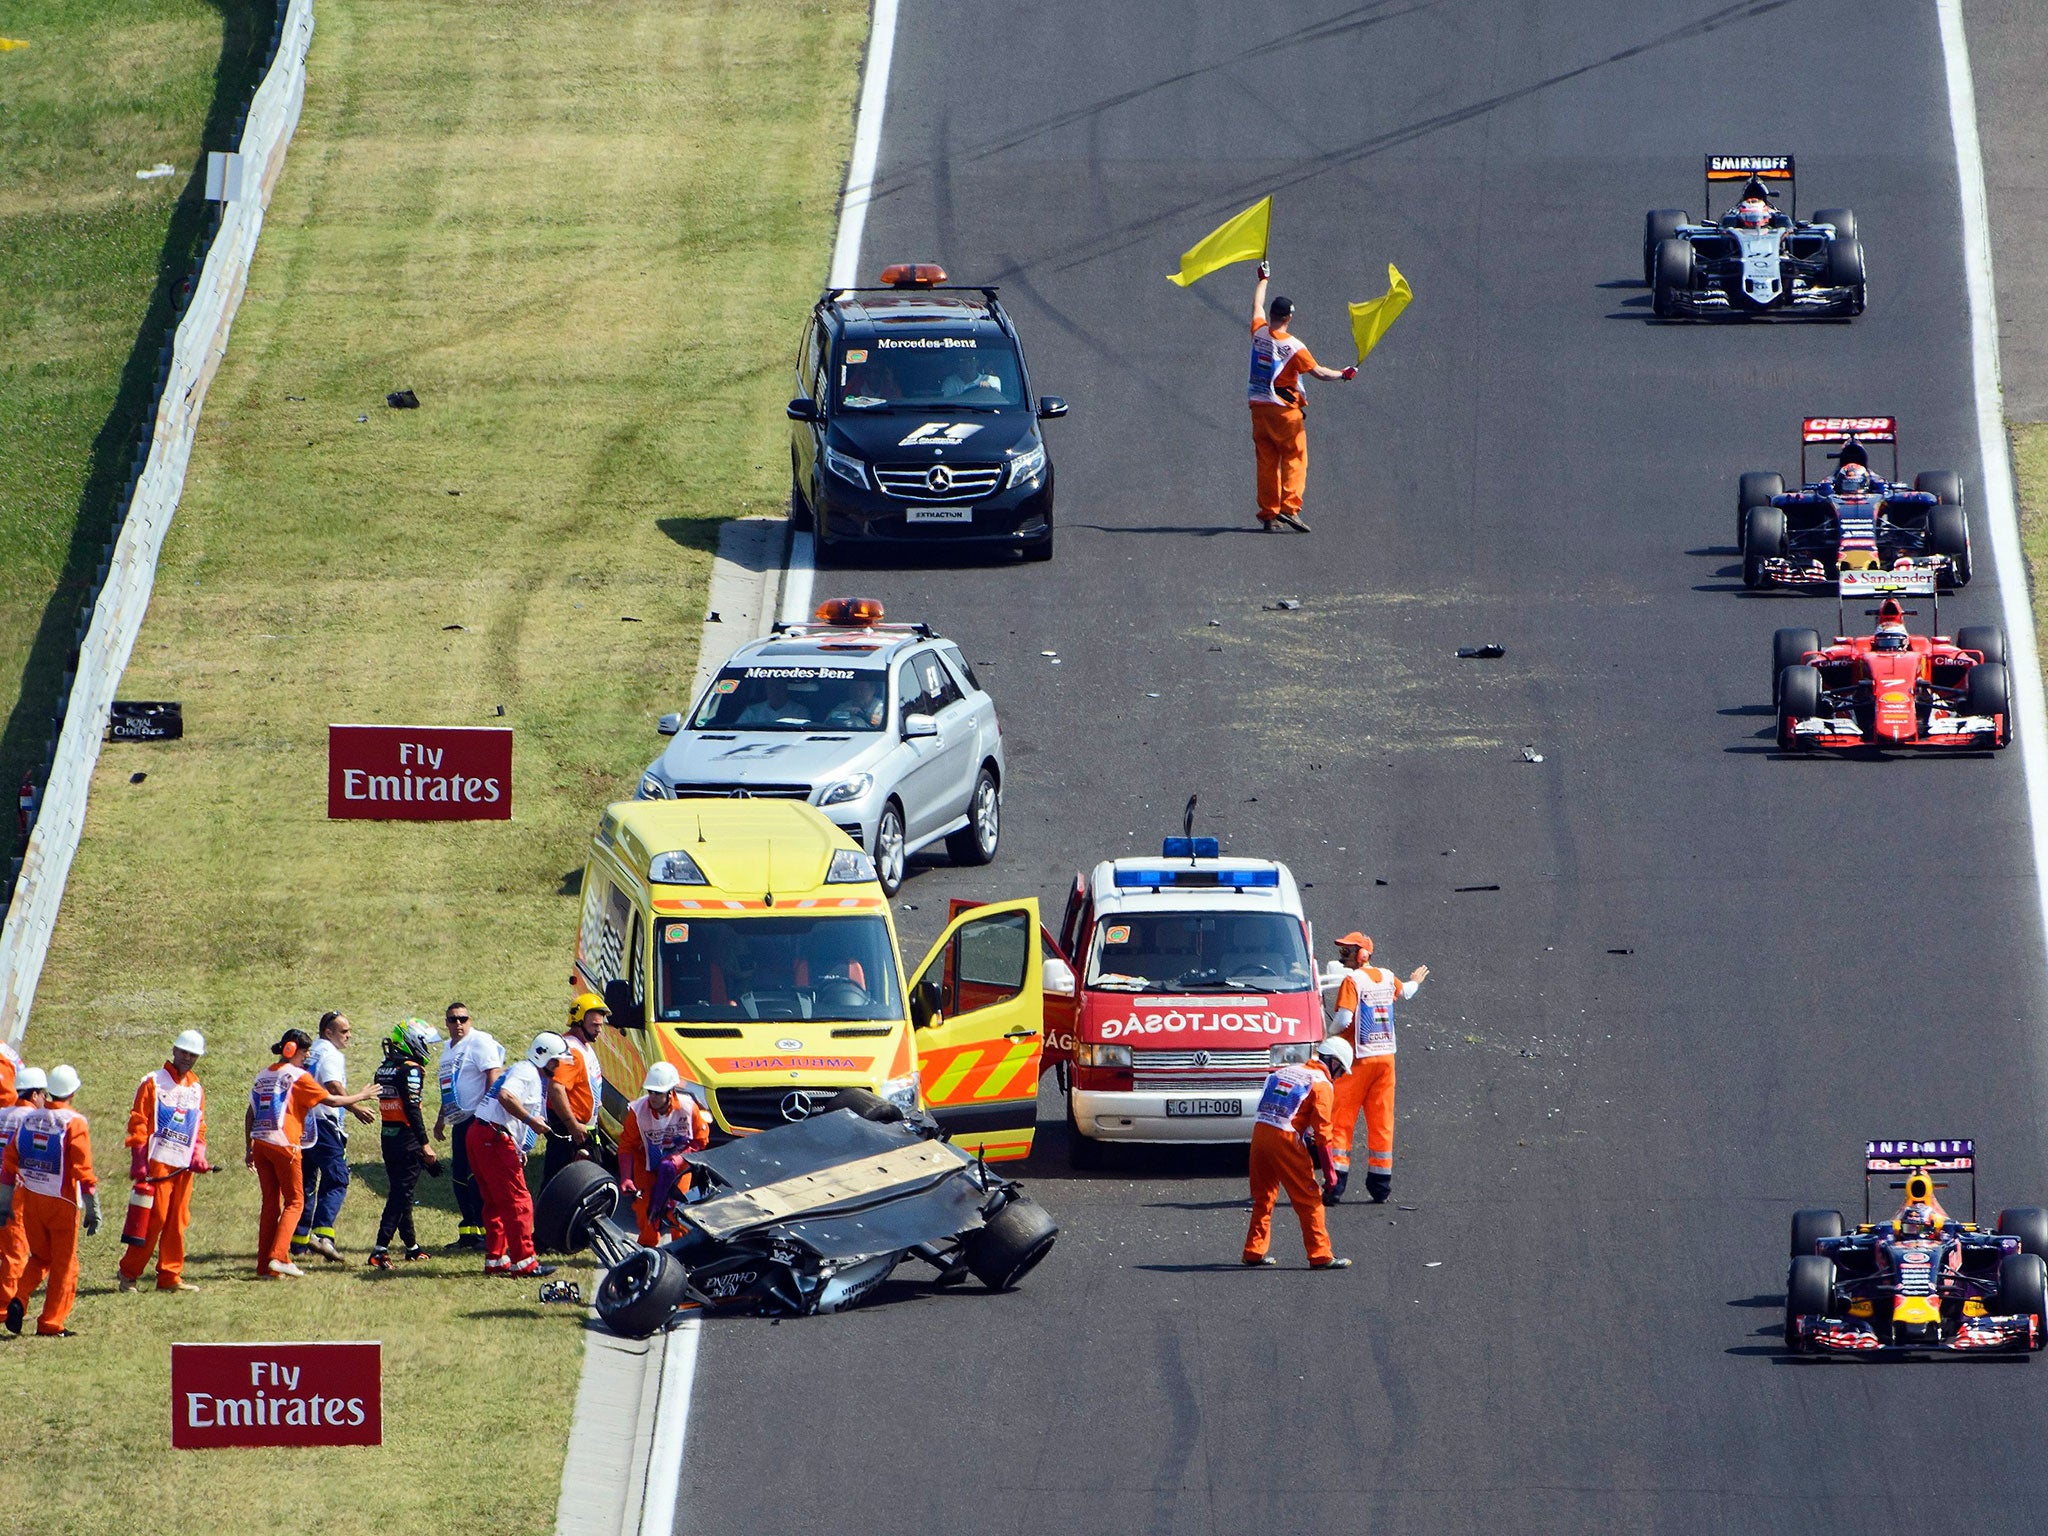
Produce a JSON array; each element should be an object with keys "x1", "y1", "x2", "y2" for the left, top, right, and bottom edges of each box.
[{"x1": 535, "y1": 1093, "x2": 1057, "y2": 1336}]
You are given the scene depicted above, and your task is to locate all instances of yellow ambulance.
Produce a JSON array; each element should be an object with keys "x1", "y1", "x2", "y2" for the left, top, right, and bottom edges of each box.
[{"x1": 574, "y1": 798, "x2": 1045, "y2": 1160}]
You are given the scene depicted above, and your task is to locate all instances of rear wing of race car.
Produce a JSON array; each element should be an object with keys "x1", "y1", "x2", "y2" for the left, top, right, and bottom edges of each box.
[
  {"x1": 1801, "y1": 415, "x2": 1900, "y2": 485},
  {"x1": 1706, "y1": 153, "x2": 1795, "y2": 220},
  {"x1": 1837, "y1": 567, "x2": 1939, "y2": 633},
  {"x1": 1864, "y1": 1138, "x2": 1976, "y2": 1223}
]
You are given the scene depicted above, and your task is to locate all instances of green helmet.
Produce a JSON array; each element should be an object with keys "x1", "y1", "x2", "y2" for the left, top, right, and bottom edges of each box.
[{"x1": 389, "y1": 1018, "x2": 443, "y2": 1059}]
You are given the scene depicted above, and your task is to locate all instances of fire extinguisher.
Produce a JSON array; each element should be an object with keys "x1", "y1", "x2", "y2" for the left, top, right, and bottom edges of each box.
[{"x1": 120, "y1": 1180, "x2": 156, "y2": 1247}]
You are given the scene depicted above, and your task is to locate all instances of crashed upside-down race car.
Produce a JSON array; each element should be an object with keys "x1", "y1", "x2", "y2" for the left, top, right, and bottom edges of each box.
[
  {"x1": 1772, "y1": 571, "x2": 2009, "y2": 752},
  {"x1": 534, "y1": 1091, "x2": 1058, "y2": 1335},
  {"x1": 1784, "y1": 1139, "x2": 2047, "y2": 1357}
]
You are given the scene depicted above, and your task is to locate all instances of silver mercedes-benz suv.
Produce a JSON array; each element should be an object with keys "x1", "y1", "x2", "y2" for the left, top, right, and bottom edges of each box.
[{"x1": 636, "y1": 600, "x2": 1004, "y2": 896}]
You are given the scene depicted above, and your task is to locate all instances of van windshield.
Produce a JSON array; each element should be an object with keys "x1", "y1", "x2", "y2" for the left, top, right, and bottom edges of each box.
[
  {"x1": 837, "y1": 339, "x2": 1024, "y2": 410},
  {"x1": 1087, "y1": 911, "x2": 1311, "y2": 993},
  {"x1": 692, "y1": 665, "x2": 887, "y2": 733},
  {"x1": 655, "y1": 914, "x2": 903, "y2": 1023}
]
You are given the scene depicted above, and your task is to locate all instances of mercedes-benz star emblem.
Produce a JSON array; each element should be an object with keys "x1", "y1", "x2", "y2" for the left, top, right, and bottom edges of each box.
[
  {"x1": 1193, "y1": 1049, "x2": 1212, "y2": 1068},
  {"x1": 779, "y1": 1090, "x2": 817, "y2": 1122},
  {"x1": 926, "y1": 464, "x2": 954, "y2": 494}
]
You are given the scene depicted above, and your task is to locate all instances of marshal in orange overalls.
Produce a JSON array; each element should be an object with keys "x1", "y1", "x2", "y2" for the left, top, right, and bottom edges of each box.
[
  {"x1": 1243, "y1": 1059, "x2": 1338, "y2": 1266},
  {"x1": 246, "y1": 1054, "x2": 332, "y2": 1276},
  {"x1": 1326, "y1": 934, "x2": 1426, "y2": 1203},
  {"x1": 120, "y1": 1061, "x2": 209, "y2": 1290},
  {"x1": 1248, "y1": 321, "x2": 1316, "y2": 523},
  {"x1": 3, "y1": 1100, "x2": 97, "y2": 1334},
  {"x1": 617, "y1": 1089, "x2": 711, "y2": 1245}
]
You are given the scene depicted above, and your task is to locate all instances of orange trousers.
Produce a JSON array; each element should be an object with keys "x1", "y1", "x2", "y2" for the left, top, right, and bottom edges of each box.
[
  {"x1": 1250, "y1": 404, "x2": 1308, "y2": 518},
  {"x1": 1330, "y1": 1056, "x2": 1395, "y2": 1177},
  {"x1": 118, "y1": 1164, "x2": 194, "y2": 1288},
  {"x1": 1243, "y1": 1124, "x2": 1332, "y2": 1265},
  {"x1": 252, "y1": 1140, "x2": 304, "y2": 1274},
  {"x1": 0, "y1": 1196, "x2": 25, "y2": 1301},
  {"x1": 12, "y1": 1188, "x2": 81, "y2": 1334}
]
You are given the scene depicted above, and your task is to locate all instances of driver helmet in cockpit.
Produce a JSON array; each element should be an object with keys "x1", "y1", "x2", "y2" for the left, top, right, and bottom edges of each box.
[
  {"x1": 1872, "y1": 597, "x2": 1913, "y2": 652},
  {"x1": 1733, "y1": 196, "x2": 1776, "y2": 230},
  {"x1": 1897, "y1": 1202, "x2": 1942, "y2": 1240}
]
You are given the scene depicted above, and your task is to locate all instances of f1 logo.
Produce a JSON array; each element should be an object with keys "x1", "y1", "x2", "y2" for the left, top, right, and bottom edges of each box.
[{"x1": 898, "y1": 422, "x2": 984, "y2": 447}]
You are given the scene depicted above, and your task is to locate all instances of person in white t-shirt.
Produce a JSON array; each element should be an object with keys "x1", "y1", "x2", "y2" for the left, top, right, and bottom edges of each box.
[
  {"x1": 431, "y1": 1002, "x2": 504, "y2": 1251},
  {"x1": 293, "y1": 1012, "x2": 371, "y2": 1263},
  {"x1": 466, "y1": 1033, "x2": 564, "y2": 1277}
]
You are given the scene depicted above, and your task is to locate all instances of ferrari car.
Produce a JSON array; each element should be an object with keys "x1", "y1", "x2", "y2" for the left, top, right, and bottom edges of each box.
[
  {"x1": 535, "y1": 1091, "x2": 1057, "y2": 1335},
  {"x1": 1737, "y1": 415, "x2": 1969, "y2": 589},
  {"x1": 1645, "y1": 155, "x2": 1864, "y2": 319},
  {"x1": 1784, "y1": 1139, "x2": 2046, "y2": 1356},
  {"x1": 1772, "y1": 572, "x2": 2008, "y2": 752}
]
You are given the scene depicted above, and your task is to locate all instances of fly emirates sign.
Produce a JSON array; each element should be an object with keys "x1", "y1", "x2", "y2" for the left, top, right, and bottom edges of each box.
[
  {"x1": 328, "y1": 724, "x2": 511, "y2": 821},
  {"x1": 171, "y1": 1341, "x2": 381, "y2": 1448}
]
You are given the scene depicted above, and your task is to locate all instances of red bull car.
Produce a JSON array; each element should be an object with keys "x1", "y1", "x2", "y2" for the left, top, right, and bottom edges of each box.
[
  {"x1": 1785, "y1": 1140, "x2": 2047, "y2": 1357},
  {"x1": 1772, "y1": 572, "x2": 2009, "y2": 752}
]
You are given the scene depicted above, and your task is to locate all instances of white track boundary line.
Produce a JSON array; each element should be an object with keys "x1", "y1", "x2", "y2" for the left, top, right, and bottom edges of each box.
[
  {"x1": 780, "y1": 0, "x2": 898, "y2": 626},
  {"x1": 621, "y1": 6, "x2": 903, "y2": 1534},
  {"x1": 1936, "y1": 0, "x2": 2048, "y2": 967}
]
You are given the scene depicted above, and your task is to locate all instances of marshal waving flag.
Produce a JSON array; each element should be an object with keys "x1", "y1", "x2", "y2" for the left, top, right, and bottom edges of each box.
[
  {"x1": 1166, "y1": 196, "x2": 1272, "y2": 287},
  {"x1": 1348, "y1": 263, "x2": 1413, "y2": 361}
]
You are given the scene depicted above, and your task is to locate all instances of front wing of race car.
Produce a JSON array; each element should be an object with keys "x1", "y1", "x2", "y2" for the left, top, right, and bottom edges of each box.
[
  {"x1": 1663, "y1": 277, "x2": 1863, "y2": 319},
  {"x1": 1783, "y1": 711, "x2": 2003, "y2": 750},
  {"x1": 1793, "y1": 1313, "x2": 2038, "y2": 1355}
]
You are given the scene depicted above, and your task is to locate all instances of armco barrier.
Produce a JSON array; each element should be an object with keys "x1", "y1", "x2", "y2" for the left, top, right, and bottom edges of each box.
[{"x1": 0, "y1": 0, "x2": 315, "y2": 1045}]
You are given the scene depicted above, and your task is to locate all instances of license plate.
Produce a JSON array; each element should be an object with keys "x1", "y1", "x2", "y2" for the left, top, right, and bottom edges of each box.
[
  {"x1": 904, "y1": 506, "x2": 974, "y2": 524},
  {"x1": 1165, "y1": 1098, "x2": 1241, "y2": 1118}
]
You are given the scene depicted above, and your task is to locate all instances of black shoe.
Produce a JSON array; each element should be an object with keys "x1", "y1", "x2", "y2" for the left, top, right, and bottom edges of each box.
[
  {"x1": 366, "y1": 1249, "x2": 392, "y2": 1270},
  {"x1": 454, "y1": 1233, "x2": 485, "y2": 1250},
  {"x1": 404, "y1": 1245, "x2": 429, "y2": 1262},
  {"x1": 4, "y1": 1299, "x2": 21, "y2": 1335},
  {"x1": 1364, "y1": 1173, "x2": 1392, "y2": 1204}
]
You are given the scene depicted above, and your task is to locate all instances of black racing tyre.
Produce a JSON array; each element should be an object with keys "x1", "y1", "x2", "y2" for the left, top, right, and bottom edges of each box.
[
  {"x1": 964, "y1": 1196, "x2": 1059, "y2": 1290},
  {"x1": 1790, "y1": 1208, "x2": 1844, "y2": 1258},
  {"x1": 1773, "y1": 628, "x2": 1821, "y2": 696},
  {"x1": 789, "y1": 456, "x2": 815, "y2": 532},
  {"x1": 1957, "y1": 625, "x2": 2007, "y2": 666},
  {"x1": 596, "y1": 1247, "x2": 692, "y2": 1338},
  {"x1": 1813, "y1": 207, "x2": 1858, "y2": 243},
  {"x1": 1997, "y1": 1253, "x2": 2048, "y2": 1343},
  {"x1": 872, "y1": 799, "x2": 906, "y2": 897},
  {"x1": 945, "y1": 766, "x2": 1001, "y2": 866},
  {"x1": 1651, "y1": 237, "x2": 1692, "y2": 318},
  {"x1": 1644, "y1": 209, "x2": 1689, "y2": 284},
  {"x1": 1928, "y1": 503, "x2": 1972, "y2": 585},
  {"x1": 1997, "y1": 1207, "x2": 2048, "y2": 1259},
  {"x1": 1065, "y1": 1094, "x2": 1107, "y2": 1171},
  {"x1": 1916, "y1": 469, "x2": 1965, "y2": 506},
  {"x1": 1826, "y1": 236, "x2": 1866, "y2": 291},
  {"x1": 1738, "y1": 472, "x2": 1785, "y2": 550},
  {"x1": 1967, "y1": 660, "x2": 2011, "y2": 734},
  {"x1": 1778, "y1": 665, "x2": 1821, "y2": 749},
  {"x1": 825, "y1": 1086, "x2": 904, "y2": 1124},
  {"x1": 535, "y1": 1158, "x2": 618, "y2": 1255},
  {"x1": 1743, "y1": 505, "x2": 1786, "y2": 587},
  {"x1": 1785, "y1": 1254, "x2": 1836, "y2": 1351}
]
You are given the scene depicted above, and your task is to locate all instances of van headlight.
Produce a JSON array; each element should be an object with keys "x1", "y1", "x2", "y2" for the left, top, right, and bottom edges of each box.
[
  {"x1": 1270, "y1": 1042, "x2": 1312, "y2": 1065},
  {"x1": 637, "y1": 773, "x2": 669, "y2": 800},
  {"x1": 819, "y1": 772, "x2": 872, "y2": 806},
  {"x1": 824, "y1": 443, "x2": 869, "y2": 489},
  {"x1": 1006, "y1": 440, "x2": 1046, "y2": 488},
  {"x1": 880, "y1": 1073, "x2": 920, "y2": 1112},
  {"x1": 1077, "y1": 1042, "x2": 1131, "y2": 1068}
]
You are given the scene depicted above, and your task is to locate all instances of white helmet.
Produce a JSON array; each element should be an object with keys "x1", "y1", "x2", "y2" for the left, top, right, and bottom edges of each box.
[
  {"x1": 13, "y1": 1066, "x2": 46, "y2": 1094},
  {"x1": 46, "y1": 1064, "x2": 80, "y2": 1100},
  {"x1": 172, "y1": 1029, "x2": 207, "y2": 1058},
  {"x1": 643, "y1": 1061, "x2": 683, "y2": 1094},
  {"x1": 527, "y1": 1031, "x2": 570, "y2": 1070},
  {"x1": 1315, "y1": 1035, "x2": 1355, "y2": 1074}
]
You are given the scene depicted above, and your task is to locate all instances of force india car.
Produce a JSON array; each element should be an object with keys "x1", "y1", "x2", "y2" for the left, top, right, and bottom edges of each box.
[
  {"x1": 1645, "y1": 155, "x2": 1864, "y2": 319},
  {"x1": 1772, "y1": 570, "x2": 2009, "y2": 752},
  {"x1": 535, "y1": 1094, "x2": 1057, "y2": 1335},
  {"x1": 1737, "y1": 416, "x2": 1970, "y2": 588},
  {"x1": 1785, "y1": 1140, "x2": 2047, "y2": 1356}
]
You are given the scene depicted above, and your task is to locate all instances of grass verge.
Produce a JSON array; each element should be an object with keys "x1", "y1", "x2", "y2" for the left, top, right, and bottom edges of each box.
[
  {"x1": 0, "y1": 0, "x2": 267, "y2": 866},
  {"x1": 14, "y1": 1, "x2": 864, "y2": 1530},
  {"x1": 2017, "y1": 423, "x2": 2048, "y2": 647}
]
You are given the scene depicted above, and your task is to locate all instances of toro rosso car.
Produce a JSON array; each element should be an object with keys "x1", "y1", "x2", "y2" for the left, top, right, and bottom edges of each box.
[
  {"x1": 1785, "y1": 1139, "x2": 2047, "y2": 1357},
  {"x1": 1737, "y1": 416, "x2": 1970, "y2": 590},
  {"x1": 535, "y1": 1092, "x2": 1056, "y2": 1335},
  {"x1": 1772, "y1": 571, "x2": 2009, "y2": 752},
  {"x1": 1645, "y1": 155, "x2": 1865, "y2": 319}
]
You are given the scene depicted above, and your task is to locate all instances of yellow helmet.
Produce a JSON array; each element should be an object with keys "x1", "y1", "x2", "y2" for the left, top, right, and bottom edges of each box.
[{"x1": 569, "y1": 991, "x2": 609, "y2": 1025}]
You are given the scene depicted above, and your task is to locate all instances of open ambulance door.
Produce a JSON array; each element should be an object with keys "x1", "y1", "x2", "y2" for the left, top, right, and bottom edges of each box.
[
  {"x1": 913, "y1": 898, "x2": 1044, "y2": 1161},
  {"x1": 949, "y1": 895, "x2": 1076, "y2": 1071}
]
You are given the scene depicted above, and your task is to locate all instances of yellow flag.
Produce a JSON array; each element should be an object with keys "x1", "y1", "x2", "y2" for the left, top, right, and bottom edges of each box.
[
  {"x1": 1166, "y1": 197, "x2": 1271, "y2": 288},
  {"x1": 1349, "y1": 263, "x2": 1413, "y2": 362},
  {"x1": 0, "y1": 38, "x2": 29, "y2": 49}
]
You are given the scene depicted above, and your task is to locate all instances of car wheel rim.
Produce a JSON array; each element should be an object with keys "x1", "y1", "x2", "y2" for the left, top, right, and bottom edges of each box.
[
  {"x1": 878, "y1": 813, "x2": 904, "y2": 887},
  {"x1": 974, "y1": 780, "x2": 999, "y2": 853}
]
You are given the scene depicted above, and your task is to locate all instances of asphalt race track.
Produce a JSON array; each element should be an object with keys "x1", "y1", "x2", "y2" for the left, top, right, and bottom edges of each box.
[{"x1": 681, "y1": 2, "x2": 2048, "y2": 1530}]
